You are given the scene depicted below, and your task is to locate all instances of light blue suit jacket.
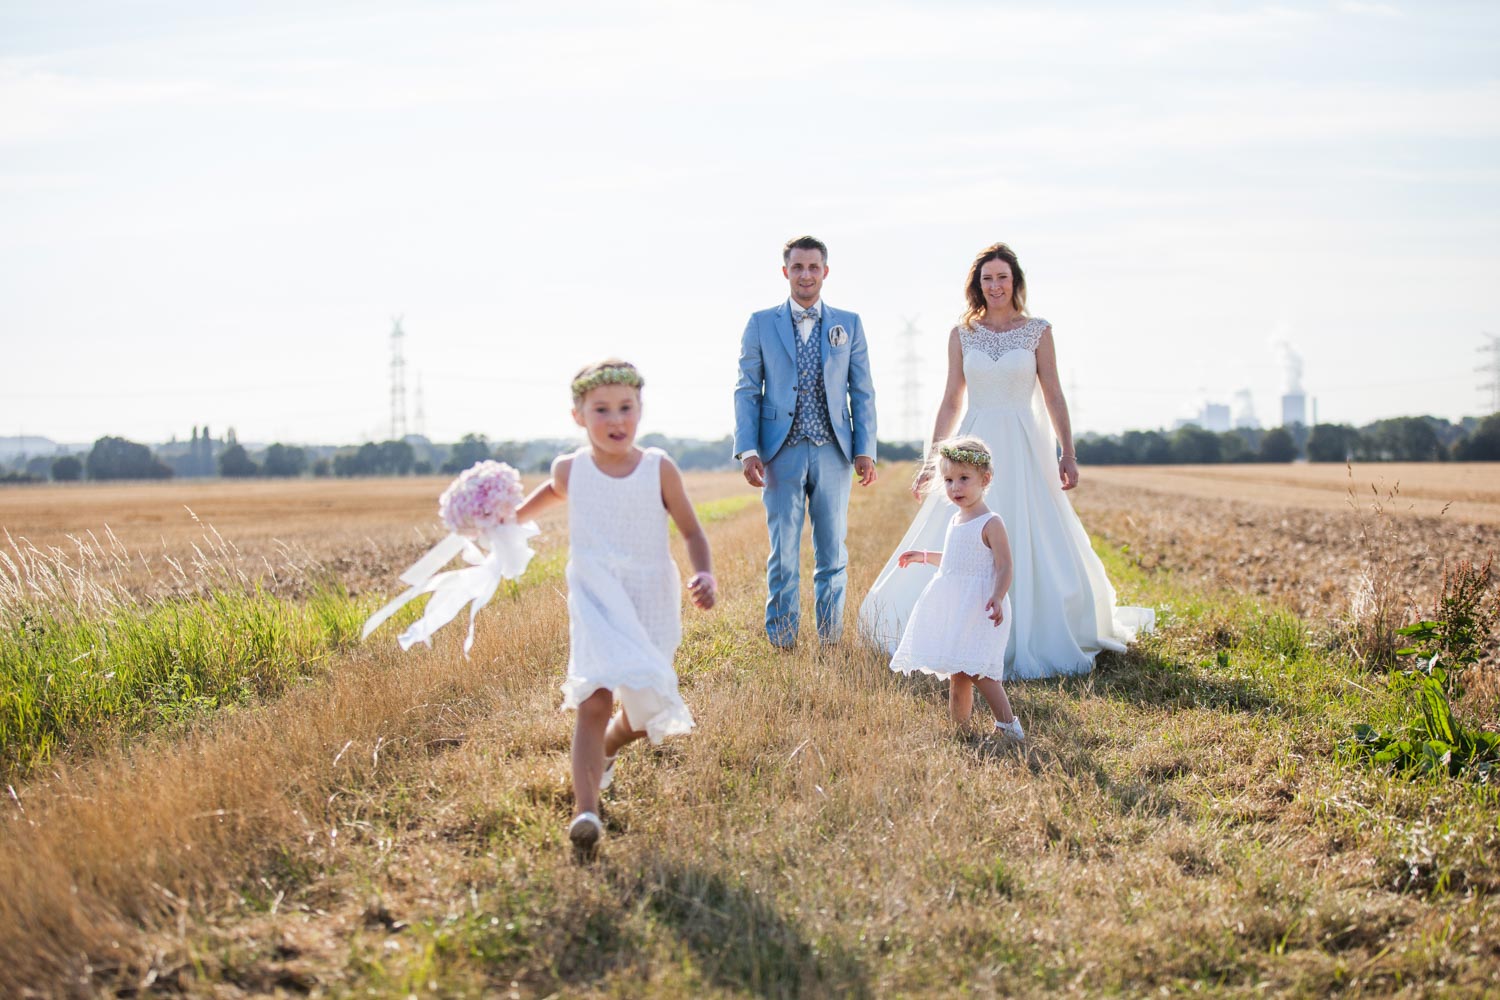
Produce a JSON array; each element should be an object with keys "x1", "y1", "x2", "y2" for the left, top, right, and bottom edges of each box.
[{"x1": 734, "y1": 300, "x2": 877, "y2": 464}]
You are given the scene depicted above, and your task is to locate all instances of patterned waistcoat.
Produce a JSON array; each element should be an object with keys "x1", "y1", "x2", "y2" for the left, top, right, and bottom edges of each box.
[{"x1": 789, "y1": 314, "x2": 836, "y2": 447}]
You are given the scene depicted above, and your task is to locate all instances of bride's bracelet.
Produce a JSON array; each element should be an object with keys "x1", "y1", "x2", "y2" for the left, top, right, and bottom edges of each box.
[{"x1": 1059, "y1": 453, "x2": 1076, "y2": 460}]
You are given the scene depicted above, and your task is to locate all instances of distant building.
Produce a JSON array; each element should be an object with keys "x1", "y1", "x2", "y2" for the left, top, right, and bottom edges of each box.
[
  {"x1": 1175, "y1": 401, "x2": 1231, "y2": 433},
  {"x1": 1281, "y1": 392, "x2": 1307, "y2": 427}
]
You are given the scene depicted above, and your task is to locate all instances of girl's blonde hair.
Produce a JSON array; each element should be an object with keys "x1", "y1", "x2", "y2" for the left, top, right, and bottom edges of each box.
[
  {"x1": 919, "y1": 435, "x2": 994, "y2": 496},
  {"x1": 571, "y1": 358, "x2": 644, "y2": 403}
]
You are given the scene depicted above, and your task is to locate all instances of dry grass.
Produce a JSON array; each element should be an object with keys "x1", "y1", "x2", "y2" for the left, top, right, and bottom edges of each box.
[
  {"x1": 0, "y1": 473, "x2": 751, "y2": 601},
  {"x1": 0, "y1": 467, "x2": 1497, "y2": 997}
]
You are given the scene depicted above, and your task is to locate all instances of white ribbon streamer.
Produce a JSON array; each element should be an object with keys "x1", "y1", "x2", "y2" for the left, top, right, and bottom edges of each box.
[{"x1": 361, "y1": 521, "x2": 540, "y2": 656}]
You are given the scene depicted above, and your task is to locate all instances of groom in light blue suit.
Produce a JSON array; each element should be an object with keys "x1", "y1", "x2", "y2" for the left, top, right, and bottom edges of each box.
[{"x1": 734, "y1": 235, "x2": 878, "y2": 649}]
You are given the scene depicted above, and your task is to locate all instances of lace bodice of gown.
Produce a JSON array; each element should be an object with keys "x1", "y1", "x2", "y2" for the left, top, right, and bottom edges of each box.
[{"x1": 958, "y1": 317, "x2": 1048, "y2": 409}]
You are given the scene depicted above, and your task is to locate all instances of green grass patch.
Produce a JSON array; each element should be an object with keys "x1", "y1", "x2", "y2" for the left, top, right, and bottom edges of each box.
[
  {"x1": 1, "y1": 586, "x2": 371, "y2": 776},
  {"x1": 692, "y1": 493, "x2": 758, "y2": 524}
]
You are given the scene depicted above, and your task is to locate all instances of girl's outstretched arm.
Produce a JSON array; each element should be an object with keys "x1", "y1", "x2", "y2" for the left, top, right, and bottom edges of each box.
[
  {"x1": 981, "y1": 516, "x2": 1014, "y2": 627},
  {"x1": 897, "y1": 549, "x2": 941, "y2": 568},
  {"x1": 659, "y1": 457, "x2": 715, "y2": 609},
  {"x1": 515, "y1": 455, "x2": 572, "y2": 522}
]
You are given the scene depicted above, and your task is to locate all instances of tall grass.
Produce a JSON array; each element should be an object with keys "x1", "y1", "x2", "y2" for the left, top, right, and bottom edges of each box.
[
  {"x1": 0, "y1": 528, "x2": 373, "y2": 776},
  {"x1": 1345, "y1": 474, "x2": 1432, "y2": 669}
]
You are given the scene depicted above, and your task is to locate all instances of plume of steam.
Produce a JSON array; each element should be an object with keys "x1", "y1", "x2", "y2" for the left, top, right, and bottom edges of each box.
[{"x1": 1232, "y1": 388, "x2": 1259, "y2": 429}]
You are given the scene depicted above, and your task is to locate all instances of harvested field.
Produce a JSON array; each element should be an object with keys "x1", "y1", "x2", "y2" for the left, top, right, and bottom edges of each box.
[
  {"x1": 0, "y1": 472, "x2": 754, "y2": 600},
  {"x1": 1066, "y1": 463, "x2": 1500, "y2": 726},
  {"x1": 1085, "y1": 462, "x2": 1500, "y2": 523},
  {"x1": 4, "y1": 465, "x2": 1493, "y2": 623},
  {"x1": 1071, "y1": 464, "x2": 1500, "y2": 621}
]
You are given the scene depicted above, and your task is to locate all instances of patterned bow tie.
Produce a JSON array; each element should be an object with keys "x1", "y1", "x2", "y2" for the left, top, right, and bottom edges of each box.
[{"x1": 793, "y1": 307, "x2": 818, "y2": 326}]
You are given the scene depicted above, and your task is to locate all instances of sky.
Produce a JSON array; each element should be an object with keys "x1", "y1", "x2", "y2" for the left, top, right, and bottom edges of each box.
[{"x1": 2, "y1": 0, "x2": 1497, "y2": 448}]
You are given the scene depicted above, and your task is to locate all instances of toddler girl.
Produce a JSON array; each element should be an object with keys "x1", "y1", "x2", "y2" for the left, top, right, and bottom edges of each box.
[
  {"x1": 890, "y1": 436, "x2": 1024, "y2": 740},
  {"x1": 515, "y1": 359, "x2": 716, "y2": 855}
]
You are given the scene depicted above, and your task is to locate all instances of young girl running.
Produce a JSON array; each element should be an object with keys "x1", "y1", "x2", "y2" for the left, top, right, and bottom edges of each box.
[
  {"x1": 515, "y1": 359, "x2": 716, "y2": 855},
  {"x1": 890, "y1": 436, "x2": 1024, "y2": 740}
]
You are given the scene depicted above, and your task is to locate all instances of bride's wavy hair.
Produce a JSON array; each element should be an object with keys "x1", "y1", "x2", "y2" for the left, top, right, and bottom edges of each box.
[
  {"x1": 919, "y1": 434, "x2": 994, "y2": 497},
  {"x1": 961, "y1": 243, "x2": 1028, "y2": 328}
]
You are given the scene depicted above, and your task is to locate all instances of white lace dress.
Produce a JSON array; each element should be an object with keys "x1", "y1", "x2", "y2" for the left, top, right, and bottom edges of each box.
[
  {"x1": 889, "y1": 512, "x2": 1011, "y2": 681},
  {"x1": 560, "y1": 447, "x2": 694, "y2": 743},
  {"x1": 859, "y1": 317, "x2": 1154, "y2": 679}
]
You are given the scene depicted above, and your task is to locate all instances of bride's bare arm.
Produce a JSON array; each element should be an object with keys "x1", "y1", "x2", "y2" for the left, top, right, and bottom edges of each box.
[
  {"x1": 913, "y1": 328, "x2": 968, "y2": 497},
  {"x1": 1034, "y1": 325, "x2": 1079, "y2": 491}
]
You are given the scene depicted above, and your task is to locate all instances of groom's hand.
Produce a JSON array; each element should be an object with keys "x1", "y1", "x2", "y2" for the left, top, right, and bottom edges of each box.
[
  {"x1": 854, "y1": 455, "x2": 877, "y2": 487},
  {"x1": 741, "y1": 456, "x2": 766, "y2": 488}
]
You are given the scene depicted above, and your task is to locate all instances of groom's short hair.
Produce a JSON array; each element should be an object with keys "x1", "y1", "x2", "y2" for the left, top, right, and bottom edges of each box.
[{"x1": 783, "y1": 236, "x2": 828, "y2": 264}]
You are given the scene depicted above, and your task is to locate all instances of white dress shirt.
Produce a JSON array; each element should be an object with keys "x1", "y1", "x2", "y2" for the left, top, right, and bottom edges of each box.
[{"x1": 792, "y1": 298, "x2": 821, "y2": 343}]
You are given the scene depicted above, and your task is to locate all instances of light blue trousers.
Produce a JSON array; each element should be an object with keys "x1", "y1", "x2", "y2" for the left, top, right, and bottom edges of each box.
[{"x1": 763, "y1": 439, "x2": 852, "y2": 646}]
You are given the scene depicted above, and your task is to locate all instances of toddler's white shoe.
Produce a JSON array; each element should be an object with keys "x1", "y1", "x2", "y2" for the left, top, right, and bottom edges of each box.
[
  {"x1": 600, "y1": 754, "x2": 617, "y2": 792},
  {"x1": 568, "y1": 811, "x2": 603, "y2": 856},
  {"x1": 995, "y1": 718, "x2": 1025, "y2": 742}
]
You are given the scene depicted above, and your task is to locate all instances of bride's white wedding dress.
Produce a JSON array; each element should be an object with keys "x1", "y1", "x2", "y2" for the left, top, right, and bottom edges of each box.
[{"x1": 858, "y1": 317, "x2": 1153, "y2": 679}]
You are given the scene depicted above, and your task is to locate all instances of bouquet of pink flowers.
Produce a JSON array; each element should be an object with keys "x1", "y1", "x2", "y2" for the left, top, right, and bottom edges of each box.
[
  {"x1": 439, "y1": 460, "x2": 525, "y2": 535},
  {"x1": 363, "y1": 460, "x2": 539, "y2": 655}
]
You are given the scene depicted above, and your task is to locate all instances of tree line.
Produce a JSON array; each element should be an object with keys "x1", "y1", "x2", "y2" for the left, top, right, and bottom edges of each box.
[
  {"x1": 2, "y1": 433, "x2": 742, "y2": 483},
  {"x1": 6, "y1": 413, "x2": 1499, "y2": 484},
  {"x1": 1076, "y1": 414, "x2": 1500, "y2": 465}
]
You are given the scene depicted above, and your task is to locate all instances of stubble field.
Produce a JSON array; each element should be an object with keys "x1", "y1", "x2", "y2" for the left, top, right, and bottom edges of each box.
[
  {"x1": 1085, "y1": 463, "x2": 1500, "y2": 524},
  {"x1": 0, "y1": 474, "x2": 756, "y2": 601},
  {"x1": 1073, "y1": 464, "x2": 1500, "y2": 643},
  {"x1": 0, "y1": 462, "x2": 1497, "y2": 997}
]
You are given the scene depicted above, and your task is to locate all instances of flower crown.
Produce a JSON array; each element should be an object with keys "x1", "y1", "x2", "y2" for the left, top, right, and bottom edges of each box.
[
  {"x1": 939, "y1": 445, "x2": 991, "y2": 467},
  {"x1": 571, "y1": 365, "x2": 644, "y2": 398}
]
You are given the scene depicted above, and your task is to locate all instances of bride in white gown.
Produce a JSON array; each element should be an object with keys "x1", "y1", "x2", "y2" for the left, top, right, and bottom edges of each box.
[{"x1": 858, "y1": 243, "x2": 1152, "y2": 678}]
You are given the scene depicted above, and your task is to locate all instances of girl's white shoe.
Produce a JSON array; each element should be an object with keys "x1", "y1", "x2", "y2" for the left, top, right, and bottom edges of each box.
[
  {"x1": 600, "y1": 754, "x2": 617, "y2": 792},
  {"x1": 568, "y1": 811, "x2": 604, "y2": 853},
  {"x1": 995, "y1": 718, "x2": 1025, "y2": 741}
]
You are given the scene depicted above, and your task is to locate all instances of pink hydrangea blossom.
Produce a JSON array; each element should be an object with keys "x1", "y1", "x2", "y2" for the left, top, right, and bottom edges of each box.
[{"x1": 438, "y1": 460, "x2": 525, "y2": 536}]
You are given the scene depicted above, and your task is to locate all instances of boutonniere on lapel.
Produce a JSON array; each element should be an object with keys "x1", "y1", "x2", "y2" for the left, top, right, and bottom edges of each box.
[{"x1": 828, "y1": 324, "x2": 848, "y2": 347}]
